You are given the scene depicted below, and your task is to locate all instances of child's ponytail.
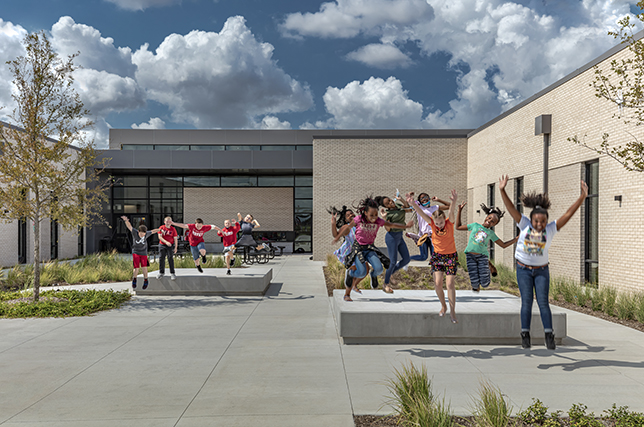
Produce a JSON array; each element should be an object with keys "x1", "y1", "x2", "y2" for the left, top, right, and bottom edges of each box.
[
  {"x1": 480, "y1": 203, "x2": 505, "y2": 220},
  {"x1": 327, "y1": 205, "x2": 352, "y2": 228},
  {"x1": 355, "y1": 196, "x2": 379, "y2": 221},
  {"x1": 520, "y1": 192, "x2": 551, "y2": 219}
]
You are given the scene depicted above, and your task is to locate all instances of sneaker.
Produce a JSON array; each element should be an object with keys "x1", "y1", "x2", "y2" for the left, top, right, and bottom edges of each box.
[
  {"x1": 405, "y1": 232, "x2": 420, "y2": 244},
  {"x1": 402, "y1": 265, "x2": 409, "y2": 272},
  {"x1": 227, "y1": 269, "x2": 231, "y2": 275},
  {"x1": 472, "y1": 287, "x2": 480, "y2": 293},
  {"x1": 170, "y1": 273, "x2": 176, "y2": 280},
  {"x1": 197, "y1": 265, "x2": 203, "y2": 273},
  {"x1": 231, "y1": 257, "x2": 236, "y2": 265},
  {"x1": 202, "y1": 255, "x2": 207, "y2": 264},
  {"x1": 371, "y1": 276, "x2": 379, "y2": 289},
  {"x1": 488, "y1": 260, "x2": 498, "y2": 277},
  {"x1": 521, "y1": 331, "x2": 531, "y2": 349},
  {"x1": 142, "y1": 279, "x2": 149, "y2": 290},
  {"x1": 545, "y1": 332, "x2": 556, "y2": 350},
  {"x1": 344, "y1": 269, "x2": 352, "y2": 288},
  {"x1": 132, "y1": 278, "x2": 137, "y2": 289},
  {"x1": 157, "y1": 273, "x2": 164, "y2": 279}
]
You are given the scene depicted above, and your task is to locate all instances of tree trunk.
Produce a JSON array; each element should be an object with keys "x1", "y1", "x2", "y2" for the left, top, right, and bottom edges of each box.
[{"x1": 33, "y1": 212, "x2": 40, "y2": 302}]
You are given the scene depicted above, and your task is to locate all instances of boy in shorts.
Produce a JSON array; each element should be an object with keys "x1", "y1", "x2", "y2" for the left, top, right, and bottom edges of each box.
[
  {"x1": 215, "y1": 219, "x2": 240, "y2": 275},
  {"x1": 171, "y1": 218, "x2": 216, "y2": 273},
  {"x1": 121, "y1": 216, "x2": 158, "y2": 289}
]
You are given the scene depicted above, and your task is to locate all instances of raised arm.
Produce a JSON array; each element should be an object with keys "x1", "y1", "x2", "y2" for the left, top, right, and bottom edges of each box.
[
  {"x1": 120, "y1": 216, "x2": 133, "y2": 232},
  {"x1": 252, "y1": 219, "x2": 260, "y2": 228},
  {"x1": 332, "y1": 223, "x2": 353, "y2": 244},
  {"x1": 406, "y1": 195, "x2": 434, "y2": 224},
  {"x1": 331, "y1": 213, "x2": 340, "y2": 238},
  {"x1": 499, "y1": 175, "x2": 522, "y2": 224},
  {"x1": 556, "y1": 181, "x2": 589, "y2": 231},
  {"x1": 455, "y1": 202, "x2": 468, "y2": 231},
  {"x1": 447, "y1": 189, "x2": 457, "y2": 223},
  {"x1": 237, "y1": 212, "x2": 242, "y2": 221}
]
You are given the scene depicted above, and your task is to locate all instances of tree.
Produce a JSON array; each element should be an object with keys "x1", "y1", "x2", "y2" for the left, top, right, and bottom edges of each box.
[
  {"x1": 570, "y1": 1, "x2": 644, "y2": 172},
  {"x1": 0, "y1": 31, "x2": 110, "y2": 301}
]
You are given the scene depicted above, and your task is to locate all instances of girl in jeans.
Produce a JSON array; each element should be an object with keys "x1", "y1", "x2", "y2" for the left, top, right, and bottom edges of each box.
[
  {"x1": 455, "y1": 203, "x2": 517, "y2": 292},
  {"x1": 499, "y1": 175, "x2": 588, "y2": 350},
  {"x1": 375, "y1": 195, "x2": 413, "y2": 294}
]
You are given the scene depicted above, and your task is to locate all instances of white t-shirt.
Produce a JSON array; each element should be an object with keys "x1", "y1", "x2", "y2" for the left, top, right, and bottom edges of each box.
[{"x1": 514, "y1": 214, "x2": 557, "y2": 266}]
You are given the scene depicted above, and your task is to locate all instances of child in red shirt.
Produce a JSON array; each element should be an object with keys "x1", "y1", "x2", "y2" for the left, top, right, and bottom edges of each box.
[
  {"x1": 215, "y1": 219, "x2": 241, "y2": 275},
  {"x1": 158, "y1": 216, "x2": 178, "y2": 279},
  {"x1": 172, "y1": 218, "x2": 217, "y2": 273}
]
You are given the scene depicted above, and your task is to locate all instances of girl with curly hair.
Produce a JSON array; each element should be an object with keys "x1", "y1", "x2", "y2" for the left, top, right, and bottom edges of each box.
[
  {"x1": 455, "y1": 203, "x2": 517, "y2": 292},
  {"x1": 499, "y1": 175, "x2": 588, "y2": 350}
]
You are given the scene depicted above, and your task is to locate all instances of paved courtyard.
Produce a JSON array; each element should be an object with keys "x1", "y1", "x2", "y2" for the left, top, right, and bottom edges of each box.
[{"x1": 1, "y1": 255, "x2": 643, "y2": 426}]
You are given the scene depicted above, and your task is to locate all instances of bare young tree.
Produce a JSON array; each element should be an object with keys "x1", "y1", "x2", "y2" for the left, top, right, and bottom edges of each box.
[
  {"x1": 0, "y1": 31, "x2": 110, "y2": 301},
  {"x1": 570, "y1": 1, "x2": 644, "y2": 172}
]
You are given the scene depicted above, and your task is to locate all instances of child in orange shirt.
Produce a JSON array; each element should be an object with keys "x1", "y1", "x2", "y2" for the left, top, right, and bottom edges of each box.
[{"x1": 408, "y1": 189, "x2": 459, "y2": 323}]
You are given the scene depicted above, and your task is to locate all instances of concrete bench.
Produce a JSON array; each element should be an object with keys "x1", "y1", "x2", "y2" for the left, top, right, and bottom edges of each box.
[
  {"x1": 332, "y1": 289, "x2": 566, "y2": 345},
  {"x1": 136, "y1": 267, "x2": 272, "y2": 296}
]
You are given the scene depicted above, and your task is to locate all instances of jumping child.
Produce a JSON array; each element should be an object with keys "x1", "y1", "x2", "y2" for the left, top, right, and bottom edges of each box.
[
  {"x1": 171, "y1": 219, "x2": 217, "y2": 273},
  {"x1": 499, "y1": 175, "x2": 588, "y2": 350},
  {"x1": 333, "y1": 196, "x2": 413, "y2": 293},
  {"x1": 455, "y1": 203, "x2": 518, "y2": 292},
  {"x1": 408, "y1": 190, "x2": 459, "y2": 323},
  {"x1": 157, "y1": 216, "x2": 178, "y2": 280},
  {"x1": 375, "y1": 195, "x2": 413, "y2": 293},
  {"x1": 408, "y1": 193, "x2": 450, "y2": 262},
  {"x1": 236, "y1": 213, "x2": 260, "y2": 263},
  {"x1": 215, "y1": 219, "x2": 241, "y2": 275},
  {"x1": 121, "y1": 216, "x2": 158, "y2": 289}
]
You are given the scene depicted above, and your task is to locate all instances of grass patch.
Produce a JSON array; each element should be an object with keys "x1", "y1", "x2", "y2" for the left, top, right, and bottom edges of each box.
[
  {"x1": 471, "y1": 379, "x2": 514, "y2": 427},
  {"x1": 0, "y1": 289, "x2": 131, "y2": 318}
]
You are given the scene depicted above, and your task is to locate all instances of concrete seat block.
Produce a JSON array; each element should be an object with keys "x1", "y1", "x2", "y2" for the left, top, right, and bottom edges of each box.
[
  {"x1": 333, "y1": 290, "x2": 566, "y2": 345},
  {"x1": 136, "y1": 267, "x2": 272, "y2": 296}
]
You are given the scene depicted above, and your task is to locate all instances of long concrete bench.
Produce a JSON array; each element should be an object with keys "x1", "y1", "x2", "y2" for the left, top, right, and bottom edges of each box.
[
  {"x1": 135, "y1": 267, "x2": 272, "y2": 296},
  {"x1": 332, "y1": 289, "x2": 566, "y2": 345}
]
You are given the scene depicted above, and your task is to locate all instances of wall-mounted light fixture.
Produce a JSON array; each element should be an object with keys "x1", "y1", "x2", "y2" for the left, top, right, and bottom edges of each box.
[
  {"x1": 476, "y1": 209, "x2": 481, "y2": 215},
  {"x1": 615, "y1": 195, "x2": 622, "y2": 207}
]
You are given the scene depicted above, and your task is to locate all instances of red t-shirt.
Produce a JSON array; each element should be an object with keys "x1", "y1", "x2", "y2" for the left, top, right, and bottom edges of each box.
[
  {"x1": 187, "y1": 224, "x2": 212, "y2": 246},
  {"x1": 158, "y1": 225, "x2": 178, "y2": 246},
  {"x1": 218, "y1": 223, "x2": 241, "y2": 247}
]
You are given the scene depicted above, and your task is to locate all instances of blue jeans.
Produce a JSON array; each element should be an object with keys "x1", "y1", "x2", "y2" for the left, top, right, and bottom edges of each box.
[
  {"x1": 349, "y1": 250, "x2": 384, "y2": 282},
  {"x1": 516, "y1": 263, "x2": 552, "y2": 332},
  {"x1": 385, "y1": 232, "x2": 410, "y2": 284},
  {"x1": 410, "y1": 238, "x2": 434, "y2": 261}
]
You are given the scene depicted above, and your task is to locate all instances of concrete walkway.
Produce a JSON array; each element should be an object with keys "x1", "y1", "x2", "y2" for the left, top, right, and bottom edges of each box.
[{"x1": 1, "y1": 255, "x2": 644, "y2": 426}]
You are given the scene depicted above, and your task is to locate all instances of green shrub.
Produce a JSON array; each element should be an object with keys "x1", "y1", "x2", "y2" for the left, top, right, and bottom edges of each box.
[
  {"x1": 213, "y1": 256, "x2": 225, "y2": 268},
  {"x1": 634, "y1": 293, "x2": 644, "y2": 324},
  {"x1": 575, "y1": 285, "x2": 590, "y2": 307},
  {"x1": 602, "y1": 286, "x2": 617, "y2": 317},
  {"x1": 603, "y1": 404, "x2": 644, "y2": 427},
  {"x1": 0, "y1": 289, "x2": 131, "y2": 318},
  {"x1": 384, "y1": 362, "x2": 433, "y2": 426},
  {"x1": 590, "y1": 286, "x2": 604, "y2": 312},
  {"x1": 518, "y1": 398, "x2": 548, "y2": 425},
  {"x1": 472, "y1": 379, "x2": 513, "y2": 427},
  {"x1": 616, "y1": 293, "x2": 636, "y2": 321},
  {"x1": 407, "y1": 395, "x2": 455, "y2": 427},
  {"x1": 560, "y1": 279, "x2": 577, "y2": 304},
  {"x1": 549, "y1": 278, "x2": 562, "y2": 302},
  {"x1": 568, "y1": 403, "x2": 601, "y2": 427}
]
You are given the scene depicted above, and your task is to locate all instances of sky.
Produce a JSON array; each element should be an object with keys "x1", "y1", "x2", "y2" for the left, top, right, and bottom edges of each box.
[{"x1": 0, "y1": 0, "x2": 641, "y2": 148}]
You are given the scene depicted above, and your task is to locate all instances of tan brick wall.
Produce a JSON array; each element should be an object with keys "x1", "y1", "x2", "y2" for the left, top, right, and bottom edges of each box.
[
  {"x1": 467, "y1": 44, "x2": 644, "y2": 292},
  {"x1": 184, "y1": 187, "x2": 293, "y2": 242},
  {"x1": 313, "y1": 138, "x2": 469, "y2": 261}
]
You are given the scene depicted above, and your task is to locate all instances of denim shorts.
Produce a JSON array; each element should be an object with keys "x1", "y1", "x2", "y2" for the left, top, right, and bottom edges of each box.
[{"x1": 190, "y1": 242, "x2": 206, "y2": 260}]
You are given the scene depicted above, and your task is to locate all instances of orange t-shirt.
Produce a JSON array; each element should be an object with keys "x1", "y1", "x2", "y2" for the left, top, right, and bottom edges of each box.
[{"x1": 430, "y1": 219, "x2": 456, "y2": 254}]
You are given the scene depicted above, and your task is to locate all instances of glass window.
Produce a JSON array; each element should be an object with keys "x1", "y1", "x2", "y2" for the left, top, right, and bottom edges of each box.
[
  {"x1": 221, "y1": 176, "x2": 257, "y2": 187},
  {"x1": 225, "y1": 145, "x2": 260, "y2": 151},
  {"x1": 190, "y1": 145, "x2": 225, "y2": 150},
  {"x1": 295, "y1": 199, "x2": 312, "y2": 212},
  {"x1": 261, "y1": 145, "x2": 295, "y2": 151},
  {"x1": 295, "y1": 176, "x2": 313, "y2": 186},
  {"x1": 122, "y1": 144, "x2": 153, "y2": 150},
  {"x1": 296, "y1": 145, "x2": 313, "y2": 151},
  {"x1": 113, "y1": 187, "x2": 148, "y2": 199},
  {"x1": 154, "y1": 145, "x2": 189, "y2": 150},
  {"x1": 258, "y1": 176, "x2": 294, "y2": 186},
  {"x1": 113, "y1": 201, "x2": 147, "y2": 214},
  {"x1": 295, "y1": 187, "x2": 312, "y2": 198},
  {"x1": 150, "y1": 187, "x2": 182, "y2": 199},
  {"x1": 150, "y1": 177, "x2": 182, "y2": 187},
  {"x1": 121, "y1": 176, "x2": 148, "y2": 186},
  {"x1": 183, "y1": 176, "x2": 220, "y2": 187}
]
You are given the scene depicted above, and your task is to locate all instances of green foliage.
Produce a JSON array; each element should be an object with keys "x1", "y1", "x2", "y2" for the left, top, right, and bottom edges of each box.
[
  {"x1": 575, "y1": 285, "x2": 591, "y2": 308},
  {"x1": 518, "y1": 398, "x2": 549, "y2": 425},
  {"x1": 559, "y1": 279, "x2": 577, "y2": 304},
  {"x1": 0, "y1": 289, "x2": 131, "y2": 318},
  {"x1": 568, "y1": 403, "x2": 602, "y2": 427},
  {"x1": 472, "y1": 379, "x2": 514, "y2": 427},
  {"x1": 603, "y1": 404, "x2": 644, "y2": 427},
  {"x1": 634, "y1": 293, "x2": 644, "y2": 323},
  {"x1": 590, "y1": 286, "x2": 604, "y2": 312},
  {"x1": 213, "y1": 256, "x2": 225, "y2": 268},
  {"x1": 616, "y1": 292, "x2": 636, "y2": 320},
  {"x1": 602, "y1": 286, "x2": 618, "y2": 317}
]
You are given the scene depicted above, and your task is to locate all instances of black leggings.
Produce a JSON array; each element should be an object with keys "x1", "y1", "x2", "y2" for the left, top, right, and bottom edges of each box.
[{"x1": 159, "y1": 245, "x2": 175, "y2": 274}]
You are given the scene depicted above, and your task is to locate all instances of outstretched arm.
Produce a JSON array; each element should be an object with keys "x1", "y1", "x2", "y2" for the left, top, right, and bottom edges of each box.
[
  {"x1": 121, "y1": 216, "x2": 133, "y2": 232},
  {"x1": 556, "y1": 181, "x2": 589, "y2": 231},
  {"x1": 382, "y1": 219, "x2": 413, "y2": 229},
  {"x1": 149, "y1": 228, "x2": 159, "y2": 235},
  {"x1": 252, "y1": 219, "x2": 260, "y2": 228},
  {"x1": 170, "y1": 221, "x2": 189, "y2": 229},
  {"x1": 447, "y1": 190, "x2": 457, "y2": 223},
  {"x1": 455, "y1": 202, "x2": 468, "y2": 231},
  {"x1": 494, "y1": 236, "x2": 519, "y2": 248},
  {"x1": 499, "y1": 175, "x2": 522, "y2": 224},
  {"x1": 406, "y1": 194, "x2": 434, "y2": 224}
]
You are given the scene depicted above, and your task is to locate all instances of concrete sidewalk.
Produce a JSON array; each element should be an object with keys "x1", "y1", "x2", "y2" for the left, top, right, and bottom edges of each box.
[{"x1": 1, "y1": 255, "x2": 644, "y2": 426}]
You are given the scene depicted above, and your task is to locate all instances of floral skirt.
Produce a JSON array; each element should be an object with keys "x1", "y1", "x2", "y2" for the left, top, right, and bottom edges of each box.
[{"x1": 430, "y1": 252, "x2": 458, "y2": 275}]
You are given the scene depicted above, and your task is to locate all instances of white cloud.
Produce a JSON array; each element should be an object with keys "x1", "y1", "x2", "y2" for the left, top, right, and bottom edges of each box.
[
  {"x1": 132, "y1": 117, "x2": 166, "y2": 129},
  {"x1": 0, "y1": 19, "x2": 27, "y2": 122},
  {"x1": 51, "y1": 16, "x2": 136, "y2": 78},
  {"x1": 281, "y1": 0, "x2": 434, "y2": 38},
  {"x1": 319, "y1": 76, "x2": 424, "y2": 128},
  {"x1": 74, "y1": 69, "x2": 146, "y2": 117},
  {"x1": 103, "y1": 0, "x2": 182, "y2": 11},
  {"x1": 132, "y1": 16, "x2": 314, "y2": 128},
  {"x1": 258, "y1": 116, "x2": 291, "y2": 129},
  {"x1": 346, "y1": 43, "x2": 412, "y2": 69},
  {"x1": 283, "y1": 0, "x2": 641, "y2": 128}
]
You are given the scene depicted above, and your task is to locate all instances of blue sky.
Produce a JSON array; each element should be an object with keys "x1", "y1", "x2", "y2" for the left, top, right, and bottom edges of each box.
[{"x1": 0, "y1": 0, "x2": 641, "y2": 147}]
